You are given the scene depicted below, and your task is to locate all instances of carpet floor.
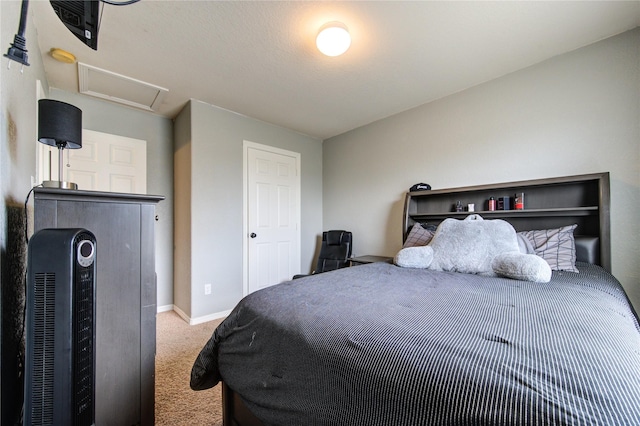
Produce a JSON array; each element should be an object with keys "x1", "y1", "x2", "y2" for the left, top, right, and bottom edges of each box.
[{"x1": 155, "y1": 310, "x2": 224, "y2": 425}]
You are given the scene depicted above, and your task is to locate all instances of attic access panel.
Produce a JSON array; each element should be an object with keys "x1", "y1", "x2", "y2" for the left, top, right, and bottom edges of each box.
[{"x1": 78, "y1": 63, "x2": 168, "y2": 111}]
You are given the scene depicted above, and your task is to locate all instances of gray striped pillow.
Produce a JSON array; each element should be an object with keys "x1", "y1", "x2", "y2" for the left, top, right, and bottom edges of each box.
[
  {"x1": 403, "y1": 223, "x2": 435, "y2": 248},
  {"x1": 520, "y1": 224, "x2": 578, "y2": 272}
]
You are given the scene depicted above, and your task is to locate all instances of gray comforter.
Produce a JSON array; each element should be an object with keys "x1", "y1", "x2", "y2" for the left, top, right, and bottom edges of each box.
[{"x1": 191, "y1": 262, "x2": 640, "y2": 425}]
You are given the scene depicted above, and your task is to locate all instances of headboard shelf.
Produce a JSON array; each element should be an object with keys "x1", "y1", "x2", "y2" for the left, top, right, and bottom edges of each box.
[
  {"x1": 403, "y1": 172, "x2": 610, "y2": 270},
  {"x1": 411, "y1": 206, "x2": 599, "y2": 221}
]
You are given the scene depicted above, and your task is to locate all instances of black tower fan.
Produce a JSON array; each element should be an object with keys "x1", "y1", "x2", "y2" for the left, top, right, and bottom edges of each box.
[{"x1": 25, "y1": 228, "x2": 97, "y2": 426}]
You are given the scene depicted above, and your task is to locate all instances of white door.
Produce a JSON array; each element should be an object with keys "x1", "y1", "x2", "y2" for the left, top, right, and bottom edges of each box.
[
  {"x1": 244, "y1": 141, "x2": 300, "y2": 295},
  {"x1": 38, "y1": 129, "x2": 147, "y2": 193}
]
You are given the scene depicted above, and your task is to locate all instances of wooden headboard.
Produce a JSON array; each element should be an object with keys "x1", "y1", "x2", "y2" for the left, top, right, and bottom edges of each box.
[{"x1": 402, "y1": 172, "x2": 611, "y2": 271}]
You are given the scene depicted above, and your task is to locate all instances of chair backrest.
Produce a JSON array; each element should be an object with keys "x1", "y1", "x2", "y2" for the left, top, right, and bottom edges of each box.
[{"x1": 315, "y1": 230, "x2": 353, "y2": 273}]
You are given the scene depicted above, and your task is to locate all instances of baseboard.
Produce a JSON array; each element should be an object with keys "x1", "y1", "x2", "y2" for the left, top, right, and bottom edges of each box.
[
  {"x1": 190, "y1": 310, "x2": 232, "y2": 325},
  {"x1": 172, "y1": 305, "x2": 231, "y2": 325},
  {"x1": 157, "y1": 304, "x2": 174, "y2": 313}
]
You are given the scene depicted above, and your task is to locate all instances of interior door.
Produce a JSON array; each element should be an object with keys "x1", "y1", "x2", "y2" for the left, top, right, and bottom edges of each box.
[
  {"x1": 245, "y1": 142, "x2": 300, "y2": 295},
  {"x1": 38, "y1": 129, "x2": 147, "y2": 193}
]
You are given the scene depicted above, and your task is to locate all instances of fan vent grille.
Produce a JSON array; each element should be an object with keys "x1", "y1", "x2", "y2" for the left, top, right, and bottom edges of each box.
[{"x1": 31, "y1": 272, "x2": 56, "y2": 424}]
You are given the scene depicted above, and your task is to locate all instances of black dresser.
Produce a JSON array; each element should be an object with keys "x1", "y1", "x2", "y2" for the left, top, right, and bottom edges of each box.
[{"x1": 33, "y1": 188, "x2": 164, "y2": 426}]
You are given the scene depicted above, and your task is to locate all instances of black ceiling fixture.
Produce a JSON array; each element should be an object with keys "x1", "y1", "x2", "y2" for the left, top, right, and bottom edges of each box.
[
  {"x1": 4, "y1": 0, "x2": 142, "y2": 69},
  {"x1": 49, "y1": 0, "x2": 101, "y2": 50},
  {"x1": 49, "y1": 0, "x2": 141, "y2": 51}
]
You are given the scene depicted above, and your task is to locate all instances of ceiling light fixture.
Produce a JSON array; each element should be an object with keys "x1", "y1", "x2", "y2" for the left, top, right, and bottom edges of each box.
[{"x1": 316, "y1": 22, "x2": 351, "y2": 57}]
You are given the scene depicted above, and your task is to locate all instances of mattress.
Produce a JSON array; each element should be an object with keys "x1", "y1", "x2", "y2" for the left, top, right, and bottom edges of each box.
[{"x1": 191, "y1": 262, "x2": 640, "y2": 426}]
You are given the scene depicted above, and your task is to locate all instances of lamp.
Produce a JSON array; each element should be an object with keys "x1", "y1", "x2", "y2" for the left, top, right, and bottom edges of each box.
[
  {"x1": 316, "y1": 22, "x2": 351, "y2": 57},
  {"x1": 38, "y1": 99, "x2": 82, "y2": 189}
]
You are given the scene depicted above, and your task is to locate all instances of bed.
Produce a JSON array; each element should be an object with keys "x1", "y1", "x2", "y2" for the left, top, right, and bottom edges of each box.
[{"x1": 190, "y1": 173, "x2": 640, "y2": 425}]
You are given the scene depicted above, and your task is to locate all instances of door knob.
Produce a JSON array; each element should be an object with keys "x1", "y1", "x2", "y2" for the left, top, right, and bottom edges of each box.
[{"x1": 250, "y1": 233, "x2": 257, "y2": 238}]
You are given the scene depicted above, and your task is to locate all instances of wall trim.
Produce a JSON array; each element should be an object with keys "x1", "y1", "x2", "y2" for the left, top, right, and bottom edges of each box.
[
  {"x1": 157, "y1": 304, "x2": 174, "y2": 313},
  {"x1": 172, "y1": 305, "x2": 231, "y2": 325}
]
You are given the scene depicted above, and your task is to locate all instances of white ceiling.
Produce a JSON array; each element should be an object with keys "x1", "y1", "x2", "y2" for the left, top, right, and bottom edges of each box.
[{"x1": 30, "y1": 1, "x2": 640, "y2": 140}]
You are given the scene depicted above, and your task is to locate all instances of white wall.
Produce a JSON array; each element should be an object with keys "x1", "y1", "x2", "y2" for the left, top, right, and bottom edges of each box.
[
  {"x1": 1, "y1": 1, "x2": 49, "y2": 422},
  {"x1": 174, "y1": 100, "x2": 323, "y2": 321},
  {"x1": 323, "y1": 28, "x2": 640, "y2": 308}
]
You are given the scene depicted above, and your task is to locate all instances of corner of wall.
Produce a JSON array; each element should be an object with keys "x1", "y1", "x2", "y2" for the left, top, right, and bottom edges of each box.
[{"x1": 172, "y1": 102, "x2": 193, "y2": 317}]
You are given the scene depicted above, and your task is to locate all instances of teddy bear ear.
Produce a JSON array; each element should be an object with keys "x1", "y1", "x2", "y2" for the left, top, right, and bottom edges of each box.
[
  {"x1": 394, "y1": 246, "x2": 434, "y2": 269},
  {"x1": 464, "y1": 214, "x2": 484, "y2": 221}
]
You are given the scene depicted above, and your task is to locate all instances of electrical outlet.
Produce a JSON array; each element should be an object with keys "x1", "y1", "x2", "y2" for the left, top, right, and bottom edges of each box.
[{"x1": 204, "y1": 283, "x2": 212, "y2": 295}]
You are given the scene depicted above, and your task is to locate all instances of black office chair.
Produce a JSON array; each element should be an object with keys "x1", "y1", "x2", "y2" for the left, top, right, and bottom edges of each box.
[{"x1": 293, "y1": 230, "x2": 353, "y2": 279}]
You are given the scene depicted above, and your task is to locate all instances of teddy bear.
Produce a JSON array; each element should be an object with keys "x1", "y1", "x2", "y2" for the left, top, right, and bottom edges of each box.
[{"x1": 394, "y1": 215, "x2": 551, "y2": 283}]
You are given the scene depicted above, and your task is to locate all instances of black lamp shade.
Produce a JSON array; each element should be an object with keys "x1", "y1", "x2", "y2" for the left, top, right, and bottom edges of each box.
[{"x1": 38, "y1": 99, "x2": 82, "y2": 149}]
